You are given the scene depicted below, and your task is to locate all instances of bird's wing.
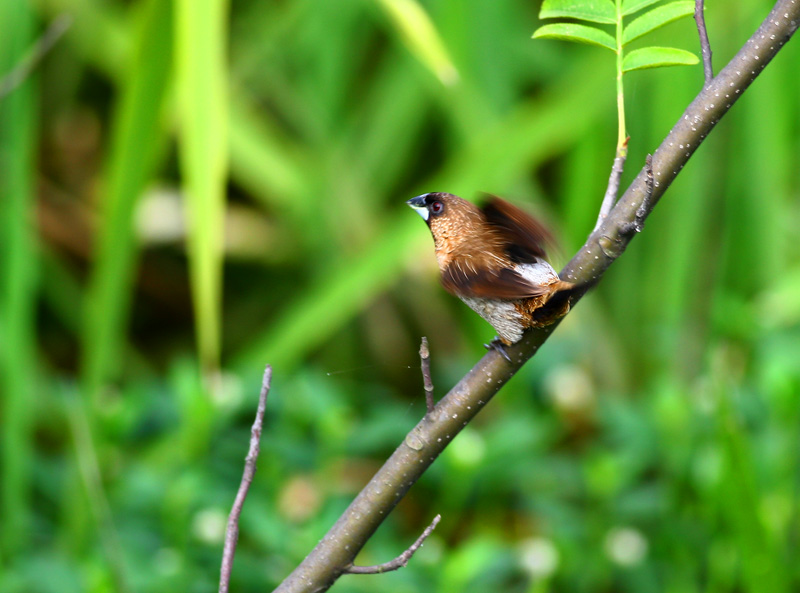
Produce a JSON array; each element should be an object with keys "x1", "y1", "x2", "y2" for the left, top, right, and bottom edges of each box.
[
  {"x1": 480, "y1": 196, "x2": 552, "y2": 263},
  {"x1": 441, "y1": 260, "x2": 551, "y2": 299}
]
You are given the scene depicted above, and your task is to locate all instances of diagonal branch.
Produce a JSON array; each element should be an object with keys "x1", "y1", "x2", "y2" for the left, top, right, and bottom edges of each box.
[
  {"x1": 273, "y1": 3, "x2": 800, "y2": 592},
  {"x1": 694, "y1": 0, "x2": 714, "y2": 84},
  {"x1": 220, "y1": 365, "x2": 272, "y2": 593},
  {"x1": 619, "y1": 154, "x2": 653, "y2": 236},
  {"x1": 419, "y1": 337, "x2": 435, "y2": 414},
  {"x1": 343, "y1": 514, "x2": 441, "y2": 575},
  {"x1": 0, "y1": 14, "x2": 72, "y2": 99},
  {"x1": 593, "y1": 137, "x2": 629, "y2": 232}
]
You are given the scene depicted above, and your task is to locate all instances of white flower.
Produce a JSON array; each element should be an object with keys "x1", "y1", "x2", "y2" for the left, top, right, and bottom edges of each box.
[
  {"x1": 192, "y1": 508, "x2": 227, "y2": 544},
  {"x1": 604, "y1": 527, "x2": 648, "y2": 566},
  {"x1": 519, "y1": 537, "x2": 559, "y2": 578},
  {"x1": 544, "y1": 365, "x2": 594, "y2": 413}
]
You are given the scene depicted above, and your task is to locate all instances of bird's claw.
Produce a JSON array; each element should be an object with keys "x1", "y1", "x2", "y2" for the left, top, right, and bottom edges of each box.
[{"x1": 484, "y1": 338, "x2": 512, "y2": 363}]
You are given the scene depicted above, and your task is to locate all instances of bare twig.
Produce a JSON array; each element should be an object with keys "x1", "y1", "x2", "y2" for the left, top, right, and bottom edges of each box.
[
  {"x1": 419, "y1": 337, "x2": 435, "y2": 414},
  {"x1": 275, "y1": 3, "x2": 800, "y2": 591},
  {"x1": 219, "y1": 365, "x2": 272, "y2": 593},
  {"x1": 593, "y1": 138, "x2": 629, "y2": 232},
  {"x1": 619, "y1": 154, "x2": 654, "y2": 235},
  {"x1": 0, "y1": 14, "x2": 72, "y2": 99},
  {"x1": 344, "y1": 514, "x2": 441, "y2": 574},
  {"x1": 694, "y1": 0, "x2": 714, "y2": 84}
]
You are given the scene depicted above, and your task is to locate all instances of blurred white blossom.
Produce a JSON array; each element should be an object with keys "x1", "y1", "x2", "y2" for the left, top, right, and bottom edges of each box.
[
  {"x1": 604, "y1": 527, "x2": 648, "y2": 566},
  {"x1": 192, "y1": 508, "x2": 227, "y2": 544},
  {"x1": 544, "y1": 364, "x2": 594, "y2": 413},
  {"x1": 519, "y1": 537, "x2": 559, "y2": 578}
]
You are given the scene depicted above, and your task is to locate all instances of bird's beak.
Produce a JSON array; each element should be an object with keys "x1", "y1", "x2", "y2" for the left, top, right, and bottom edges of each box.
[{"x1": 406, "y1": 195, "x2": 429, "y2": 221}]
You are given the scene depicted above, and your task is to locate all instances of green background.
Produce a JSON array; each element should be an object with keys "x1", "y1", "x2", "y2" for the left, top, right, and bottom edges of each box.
[{"x1": 1, "y1": 1, "x2": 799, "y2": 591}]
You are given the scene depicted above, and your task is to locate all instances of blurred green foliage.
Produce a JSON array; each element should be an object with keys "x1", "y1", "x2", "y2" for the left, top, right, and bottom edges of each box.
[{"x1": 1, "y1": 0, "x2": 799, "y2": 591}]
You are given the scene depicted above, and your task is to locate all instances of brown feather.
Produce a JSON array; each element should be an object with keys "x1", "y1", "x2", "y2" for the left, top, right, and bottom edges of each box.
[
  {"x1": 480, "y1": 196, "x2": 552, "y2": 263},
  {"x1": 422, "y1": 192, "x2": 567, "y2": 300},
  {"x1": 441, "y1": 264, "x2": 551, "y2": 299},
  {"x1": 409, "y1": 191, "x2": 576, "y2": 343}
]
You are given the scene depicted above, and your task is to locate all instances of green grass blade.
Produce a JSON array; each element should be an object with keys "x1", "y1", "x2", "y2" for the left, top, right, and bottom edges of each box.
[
  {"x1": 342, "y1": 52, "x2": 429, "y2": 197},
  {"x1": 234, "y1": 220, "x2": 422, "y2": 372},
  {"x1": 377, "y1": 0, "x2": 459, "y2": 86},
  {"x1": 174, "y1": 0, "x2": 230, "y2": 373},
  {"x1": 35, "y1": 0, "x2": 130, "y2": 75},
  {"x1": 738, "y1": 36, "x2": 794, "y2": 283},
  {"x1": 81, "y1": 0, "x2": 173, "y2": 401},
  {"x1": 560, "y1": 129, "x2": 610, "y2": 248},
  {"x1": 228, "y1": 93, "x2": 311, "y2": 222},
  {"x1": 40, "y1": 248, "x2": 84, "y2": 335},
  {"x1": 0, "y1": 0, "x2": 38, "y2": 554}
]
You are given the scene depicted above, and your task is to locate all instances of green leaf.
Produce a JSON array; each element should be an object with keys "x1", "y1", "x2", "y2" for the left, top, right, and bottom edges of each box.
[
  {"x1": 539, "y1": 0, "x2": 616, "y2": 24},
  {"x1": 622, "y1": 46, "x2": 698, "y2": 72},
  {"x1": 622, "y1": 0, "x2": 664, "y2": 16},
  {"x1": 533, "y1": 23, "x2": 616, "y2": 51},
  {"x1": 623, "y1": 1, "x2": 695, "y2": 45},
  {"x1": 378, "y1": 0, "x2": 459, "y2": 86},
  {"x1": 83, "y1": 0, "x2": 173, "y2": 399},
  {"x1": 0, "y1": 0, "x2": 38, "y2": 550},
  {"x1": 175, "y1": 0, "x2": 229, "y2": 372}
]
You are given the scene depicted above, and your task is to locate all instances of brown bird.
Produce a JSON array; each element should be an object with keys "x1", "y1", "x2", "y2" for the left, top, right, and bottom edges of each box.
[{"x1": 407, "y1": 192, "x2": 573, "y2": 358}]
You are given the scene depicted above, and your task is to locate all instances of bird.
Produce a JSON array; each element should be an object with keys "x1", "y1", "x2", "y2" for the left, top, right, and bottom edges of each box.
[{"x1": 407, "y1": 192, "x2": 574, "y2": 359}]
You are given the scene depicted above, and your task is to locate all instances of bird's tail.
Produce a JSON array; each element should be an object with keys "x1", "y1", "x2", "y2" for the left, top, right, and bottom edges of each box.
[{"x1": 531, "y1": 277, "x2": 594, "y2": 326}]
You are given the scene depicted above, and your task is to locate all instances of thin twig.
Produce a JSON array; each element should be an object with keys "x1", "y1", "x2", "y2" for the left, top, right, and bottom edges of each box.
[
  {"x1": 0, "y1": 14, "x2": 72, "y2": 100},
  {"x1": 619, "y1": 154, "x2": 654, "y2": 235},
  {"x1": 420, "y1": 337, "x2": 435, "y2": 414},
  {"x1": 343, "y1": 514, "x2": 441, "y2": 574},
  {"x1": 219, "y1": 365, "x2": 272, "y2": 593},
  {"x1": 593, "y1": 138, "x2": 629, "y2": 232},
  {"x1": 694, "y1": 0, "x2": 714, "y2": 84}
]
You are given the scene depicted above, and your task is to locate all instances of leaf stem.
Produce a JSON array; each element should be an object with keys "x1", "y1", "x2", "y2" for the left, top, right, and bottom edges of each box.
[{"x1": 615, "y1": 0, "x2": 627, "y2": 156}]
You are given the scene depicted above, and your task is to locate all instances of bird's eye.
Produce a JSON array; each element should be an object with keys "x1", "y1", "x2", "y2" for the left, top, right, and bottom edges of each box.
[{"x1": 430, "y1": 201, "x2": 444, "y2": 215}]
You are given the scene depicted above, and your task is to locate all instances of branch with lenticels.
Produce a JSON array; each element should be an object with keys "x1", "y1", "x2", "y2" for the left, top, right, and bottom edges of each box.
[{"x1": 267, "y1": 3, "x2": 800, "y2": 591}]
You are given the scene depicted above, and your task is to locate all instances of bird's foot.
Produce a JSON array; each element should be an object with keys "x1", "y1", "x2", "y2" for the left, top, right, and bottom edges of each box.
[{"x1": 484, "y1": 338, "x2": 512, "y2": 363}]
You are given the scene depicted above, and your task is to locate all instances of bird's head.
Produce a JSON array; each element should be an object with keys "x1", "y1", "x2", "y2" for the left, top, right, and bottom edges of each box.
[
  {"x1": 406, "y1": 192, "x2": 452, "y2": 223},
  {"x1": 406, "y1": 192, "x2": 484, "y2": 250}
]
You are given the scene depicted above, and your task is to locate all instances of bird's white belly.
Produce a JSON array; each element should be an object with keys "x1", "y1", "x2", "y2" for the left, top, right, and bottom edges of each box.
[
  {"x1": 459, "y1": 296, "x2": 525, "y2": 344},
  {"x1": 459, "y1": 260, "x2": 560, "y2": 344}
]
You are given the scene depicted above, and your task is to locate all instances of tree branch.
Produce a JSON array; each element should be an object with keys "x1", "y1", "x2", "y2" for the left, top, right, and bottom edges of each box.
[
  {"x1": 220, "y1": 365, "x2": 272, "y2": 593},
  {"x1": 343, "y1": 514, "x2": 441, "y2": 575},
  {"x1": 619, "y1": 154, "x2": 653, "y2": 235},
  {"x1": 419, "y1": 337, "x2": 435, "y2": 414},
  {"x1": 273, "y1": 3, "x2": 800, "y2": 591},
  {"x1": 593, "y1": 137, "x2": 629, "y2": 232},
  {"x1": 0, "y1": 14, "x2": 71, "y2": 99},
  {"x1": 694, "y1": 0, "x2": 714, "y2": 84}
]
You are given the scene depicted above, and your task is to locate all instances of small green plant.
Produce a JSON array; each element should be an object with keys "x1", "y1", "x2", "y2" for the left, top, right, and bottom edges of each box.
[{"x1": 533, "y1": 0, "x2": 699, "y2": 157}]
